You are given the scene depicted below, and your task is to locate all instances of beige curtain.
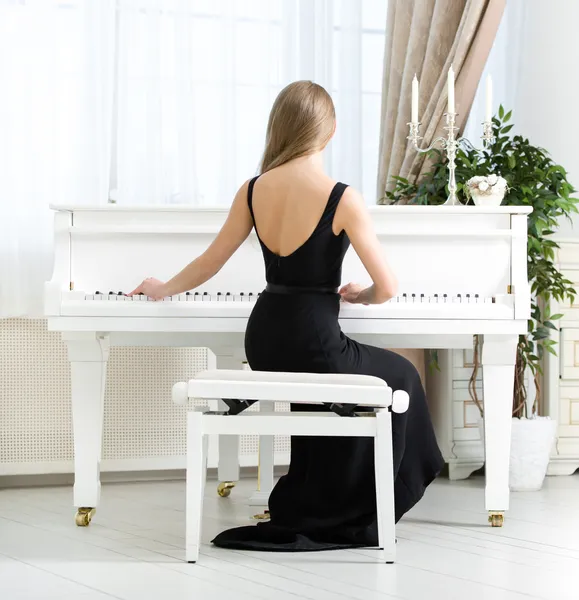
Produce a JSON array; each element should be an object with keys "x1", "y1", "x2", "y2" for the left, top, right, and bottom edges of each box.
[
  {"x1": 377, "y1": 0, "x2": 506, "y2": 200},
  {"x1": 377, "y1": 0, "x2": 505, "y2": 380}
]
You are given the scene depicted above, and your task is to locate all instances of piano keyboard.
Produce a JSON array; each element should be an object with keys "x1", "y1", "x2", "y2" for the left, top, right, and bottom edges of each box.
[
  {"x1": 80, "y1": 290, "x2": 495, "y2": 304},
  {"x1": 56, "y1": 289, "x2": 514, "y2": 321}
]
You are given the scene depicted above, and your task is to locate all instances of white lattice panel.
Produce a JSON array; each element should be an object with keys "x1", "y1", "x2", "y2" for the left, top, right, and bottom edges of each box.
[
  {"x1": 0, "y1": 319, "x2": 290, "y2": 476},
  {"x1": 0, "y1": 319, "x2": 73, "y2": 466}
]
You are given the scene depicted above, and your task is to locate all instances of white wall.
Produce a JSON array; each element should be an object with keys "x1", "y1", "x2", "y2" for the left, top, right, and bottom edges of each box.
[{"x1": 511, "y1": 0, "x2": 579, "y2": 235}]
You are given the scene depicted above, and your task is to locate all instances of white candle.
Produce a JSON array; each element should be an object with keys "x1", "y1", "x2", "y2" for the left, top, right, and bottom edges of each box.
[
  {"x1": 411, "y1": 74, "x2": 419, "y2": 123},
  {"x1": 485, "y1": 74, "x2": 493, "y2": 122},
  {"x1": 447, "y1": 65, "x2": 455, "y2": 113}
]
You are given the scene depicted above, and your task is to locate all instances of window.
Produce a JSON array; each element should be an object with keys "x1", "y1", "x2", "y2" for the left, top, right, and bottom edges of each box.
[{"x1": 111, "y1": 0, "x2": 387, "y2": 206}]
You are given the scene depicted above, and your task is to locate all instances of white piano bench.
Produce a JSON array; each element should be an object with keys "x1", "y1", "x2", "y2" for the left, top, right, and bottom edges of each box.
[{"x1": 173, "y1": 369, "x2": 402, "y2": 564}]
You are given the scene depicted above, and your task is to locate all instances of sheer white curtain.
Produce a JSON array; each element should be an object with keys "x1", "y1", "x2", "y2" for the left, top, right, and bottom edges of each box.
[
  {"x1": 0, "y1": 0, "x2": 115, "y2": 318},
  {"x1": 1, "y1": 0, "x2": 385, "y2": 317},
  {"x1": 111, "y1": 0, "x2": 387, "y2": 206}
]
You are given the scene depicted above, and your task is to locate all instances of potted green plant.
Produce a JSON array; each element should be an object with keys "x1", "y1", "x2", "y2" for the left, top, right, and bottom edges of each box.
[{"x1": 385, "y1": 107, "x2": 579, "y2": 491}]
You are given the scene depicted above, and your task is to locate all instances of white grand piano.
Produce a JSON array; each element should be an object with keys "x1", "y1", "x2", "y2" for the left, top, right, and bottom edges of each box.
[{"x1": 45, "y1": 204, "x2": 531, "y2": 528}]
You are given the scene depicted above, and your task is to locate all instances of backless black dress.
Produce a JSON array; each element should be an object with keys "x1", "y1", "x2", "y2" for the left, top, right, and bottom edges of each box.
[{"x1": 212, "y1": 177, "x2": 444, "y2": 551}]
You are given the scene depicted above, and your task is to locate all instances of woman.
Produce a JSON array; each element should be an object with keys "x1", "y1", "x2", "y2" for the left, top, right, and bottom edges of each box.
[{"x1": 130, "y1": 80, "x2": 444, "y2": 552}]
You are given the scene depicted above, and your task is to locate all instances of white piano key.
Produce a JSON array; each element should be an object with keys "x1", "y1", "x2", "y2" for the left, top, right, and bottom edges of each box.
[{"x1": 85, "y1": 294, "x2": 94, "y2": 301}]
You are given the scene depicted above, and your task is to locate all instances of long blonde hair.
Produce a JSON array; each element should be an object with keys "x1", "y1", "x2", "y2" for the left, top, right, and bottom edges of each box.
[{"x1": 260, "y1": 80, "x2": 335, "y2": 174}]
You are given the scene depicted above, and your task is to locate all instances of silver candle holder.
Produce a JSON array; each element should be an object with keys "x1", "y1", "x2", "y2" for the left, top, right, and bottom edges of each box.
[{"x1": 407, "y1": 114, "x2": 495, "y2": 206}]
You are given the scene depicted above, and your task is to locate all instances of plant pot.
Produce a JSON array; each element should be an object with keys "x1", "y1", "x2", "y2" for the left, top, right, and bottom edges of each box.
[
  {"x1": 509, "y1": 416, "x2": 557, "y2": 491},
  {"x1": 470, "y1": 188, "x2": 505, "y2": 207}
]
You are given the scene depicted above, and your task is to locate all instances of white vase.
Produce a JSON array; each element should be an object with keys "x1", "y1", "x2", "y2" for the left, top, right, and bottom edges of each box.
[
  {"x1": 470, "y1": 188, "x2": 505, "y2": 207},
  {"x1": 509, "y1": 416, "x2": 557, "y2": 491}
]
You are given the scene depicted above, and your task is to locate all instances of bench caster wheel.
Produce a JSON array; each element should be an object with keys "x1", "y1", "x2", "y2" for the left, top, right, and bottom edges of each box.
[
  {"x1": 488, "y1": 511, "x2": 504, "y2": 527},
  {"x1": 75, "y1": 507, "x2": 96, "y2": 527},
  {"x1": 217, "y1": 482, "x2": 235, "y2": 497}
]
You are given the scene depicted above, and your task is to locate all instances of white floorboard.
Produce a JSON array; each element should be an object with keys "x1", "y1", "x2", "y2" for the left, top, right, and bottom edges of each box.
[{"x1": 0, "y1": 473, "x2": 577, "y2": 600}]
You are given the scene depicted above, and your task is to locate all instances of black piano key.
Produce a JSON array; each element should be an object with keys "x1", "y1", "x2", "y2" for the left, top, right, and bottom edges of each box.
[
  {"x1": 203, "y1": 292, "x2": 208, "y2": 296},
  {"x1": 226, "y1": 292, "x2": 231, "y2": 296},
  {"x1": 95, "y1": 291, "x2": 101, "y2": 295},
  {"x1": 475, "y1": 294, "x2": 479, "y2": 298},
  {"x1": 186, "y1": 291, "x2": 190, "y2": 295},
  {"x1": 194, "y1": 292, "x2": 199, "y2": 296},
  {"x1": 240, "y1": 292, "x2": 245, "y2": 296},
  {"x1": 117, "y1": 291, "x2": 123, "y2": 296},
  {"x1": 217, "y1": 292, "x2": 222, "y2": 296}
]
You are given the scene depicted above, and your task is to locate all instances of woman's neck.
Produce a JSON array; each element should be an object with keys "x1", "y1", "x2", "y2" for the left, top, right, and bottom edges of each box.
[{"x1": 292, "y1": 151, "x2": 326, "y2": 173}]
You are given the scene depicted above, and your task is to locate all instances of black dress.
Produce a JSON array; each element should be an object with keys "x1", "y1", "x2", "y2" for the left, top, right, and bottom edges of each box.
[{"x1": 212, "y1": 177, "x2": 444, "y2": 552}]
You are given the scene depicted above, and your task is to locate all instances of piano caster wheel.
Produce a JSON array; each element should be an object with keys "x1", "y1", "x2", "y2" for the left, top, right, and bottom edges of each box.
[
  {"x1": 217, "y1": 482, "x2": 235, "y2": 498},
  {"x1": 252, "y1": 510, "x2": 270, "y2": 521},
  {"x1": 75, "y1": 507, "x2": 96, "y2": 527},
  {"x1": 488, "y1": 511, "x2": 504, "y2": 527}
]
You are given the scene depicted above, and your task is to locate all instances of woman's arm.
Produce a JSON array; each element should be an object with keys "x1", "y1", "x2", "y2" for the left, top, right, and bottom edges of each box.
[
  {"x1": 335, "y1": 187, "x2": 398, "y2": 304},
  {"x1": 129, "y1": 180, "x2": 253, "y2": 299}
]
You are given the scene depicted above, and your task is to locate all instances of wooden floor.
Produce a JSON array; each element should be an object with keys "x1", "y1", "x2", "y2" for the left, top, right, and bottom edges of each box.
[{"x1": 0, "y1": 473, "x2": 577, "y2": 600}]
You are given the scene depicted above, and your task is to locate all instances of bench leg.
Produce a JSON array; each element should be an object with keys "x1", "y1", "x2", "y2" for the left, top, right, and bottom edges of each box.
[
  {"x1": 375, "y1": 408, "x2": 396, "y2": 563},
  {"x1": 186, "y1": 412, "x2": 208, "y2": 563}
]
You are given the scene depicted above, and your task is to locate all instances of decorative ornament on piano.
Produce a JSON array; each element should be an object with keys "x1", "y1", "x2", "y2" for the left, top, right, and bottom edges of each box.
[
  {"x1": 465, "y1": 174, "x2": 507, "y2": 207},
  {"x1": 405, "y1": 68, "x2": 495, "y2": 206}
]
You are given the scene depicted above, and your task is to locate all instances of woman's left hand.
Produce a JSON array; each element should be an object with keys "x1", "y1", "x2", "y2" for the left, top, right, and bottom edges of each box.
[{"x1": 128, "y1": 277, "x2": 168, "y2": 301}]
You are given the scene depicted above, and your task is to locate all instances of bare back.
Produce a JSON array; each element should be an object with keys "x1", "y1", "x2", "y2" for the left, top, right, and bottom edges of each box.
[
  {"x1": 251, "y1": 165, "x2": 342, "y2": 258},
  {"x1": 247, "y1": 164, "x2": 350, "y2": 291}
]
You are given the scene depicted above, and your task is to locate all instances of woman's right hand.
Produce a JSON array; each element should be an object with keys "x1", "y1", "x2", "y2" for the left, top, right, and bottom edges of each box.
[{"x1": 339, "y1": 282, "x2": 368, "y2": 304}]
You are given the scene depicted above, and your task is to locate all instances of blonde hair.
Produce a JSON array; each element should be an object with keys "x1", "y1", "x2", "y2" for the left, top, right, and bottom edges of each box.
[{"x1": 260, "y1": 80, "x2": 336, "y2": 174}]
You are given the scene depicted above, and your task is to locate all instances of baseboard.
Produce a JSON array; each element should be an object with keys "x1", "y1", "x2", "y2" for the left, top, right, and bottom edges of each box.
[{"x1": 0, "y1": 465, "x2": 289, "y2": 490}]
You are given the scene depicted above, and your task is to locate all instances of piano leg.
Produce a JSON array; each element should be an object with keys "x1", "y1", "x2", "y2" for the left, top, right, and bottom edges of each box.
[
  {"x1": 63, "y1": 332, "x2": 110, "y2": 526},
  {"x1": 215, "y1": 353, "x2": 240, "y2": 497},
  {"x1": 481, "y1": 333, "x2": 518, "y2": 527}
]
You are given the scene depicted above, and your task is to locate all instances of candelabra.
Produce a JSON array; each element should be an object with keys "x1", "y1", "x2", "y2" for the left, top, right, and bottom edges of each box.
[{"x1": 407, "y1": 114, "x2": 495, "y2": 206}]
